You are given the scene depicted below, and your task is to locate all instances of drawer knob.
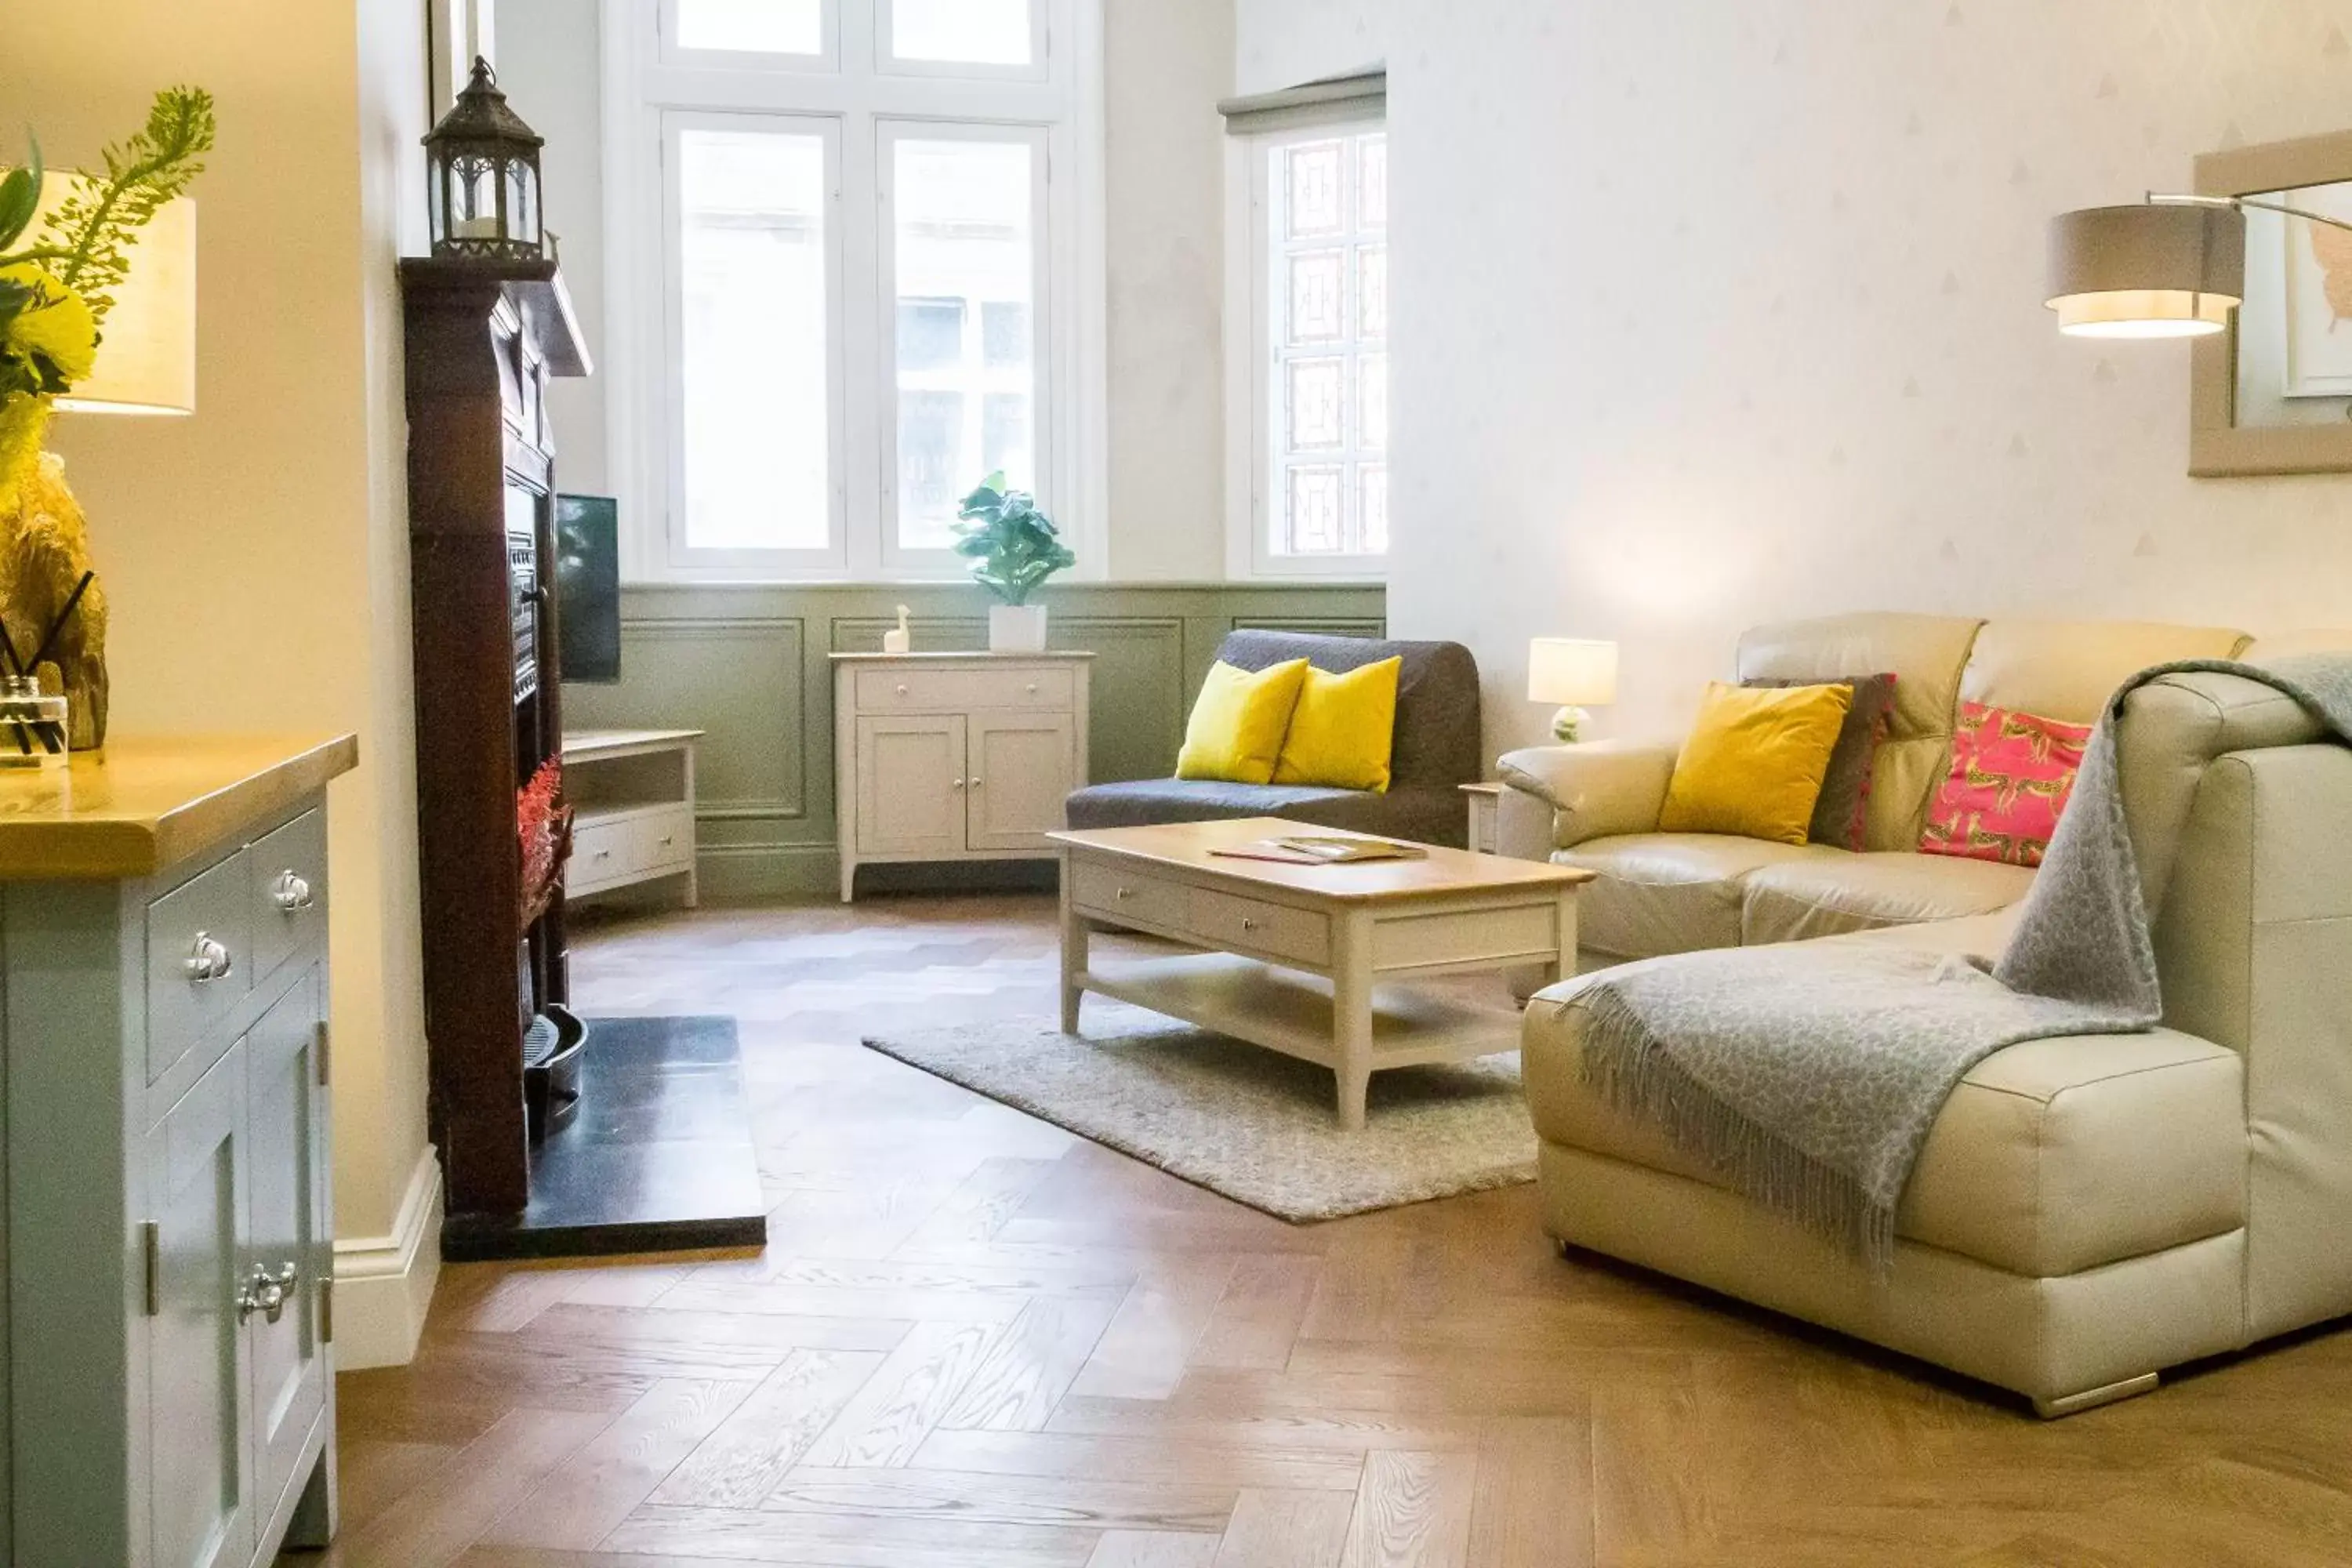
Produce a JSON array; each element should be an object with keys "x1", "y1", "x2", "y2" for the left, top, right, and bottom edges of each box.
[
  {"x1": 895, "y1": 683, "x2": 909, "y2": 696},
  {"x1": 185, "y1": 934, "x2": 234, "y2": 985},
  {"x1": 1241, "y1": 917, "x2": 1261, "y2": 932},
  {"x1": 270, "y1": 870, "x2": 314, "y2": 913},
  {"x1": 953, "y1": 777, "x2": 967, "y2": 790},
  {"x1": 969, "y1": 776, "x2": 983, "y2": 789},
  {"x1": 1025, "y1": 682, "x2": 1039, "y2": 695},
  {"x1": 659, "y1": 834, "x2": 675, "y2": 848},
  {"x1": 237, "y1": 1261, "x2": 299, "y2": 1326},
  {"x1": 594, "y1": 848, "x2": 613, "y2": 860},
  {"x1": 1115, "y1": 886, "x2": 1133, "y2": 900}
]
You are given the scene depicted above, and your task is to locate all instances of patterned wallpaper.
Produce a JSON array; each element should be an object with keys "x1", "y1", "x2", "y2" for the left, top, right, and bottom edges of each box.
[{"x1": 1238, "y1": 0, "x2": 2352, "y2": 751}]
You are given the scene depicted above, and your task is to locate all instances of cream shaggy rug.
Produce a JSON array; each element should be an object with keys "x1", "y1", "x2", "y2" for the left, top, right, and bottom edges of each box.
[{"x1": 862, "y1": 1004, "x2": 1536, "y2": 1221}]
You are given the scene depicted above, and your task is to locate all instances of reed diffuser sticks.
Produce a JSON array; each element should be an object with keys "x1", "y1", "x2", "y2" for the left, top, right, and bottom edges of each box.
[{"x1": 0, "y1": 569, "x2": 96, "y2": 763}]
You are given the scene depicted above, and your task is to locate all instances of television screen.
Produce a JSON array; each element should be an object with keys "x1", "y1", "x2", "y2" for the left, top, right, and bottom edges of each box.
[{"x1": 554, "y1": 494, "x2": 622, "y2": 684}]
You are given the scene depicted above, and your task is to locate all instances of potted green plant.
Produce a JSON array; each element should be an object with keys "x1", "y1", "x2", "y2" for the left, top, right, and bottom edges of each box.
[{"x1": 953, "y1": 471, "x2": 1075, "y2": 652}]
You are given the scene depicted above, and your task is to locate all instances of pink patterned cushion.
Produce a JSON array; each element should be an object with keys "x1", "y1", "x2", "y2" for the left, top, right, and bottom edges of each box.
[{"x1": 1918, "y1": 700, "x2": 2093, "y2": 869}]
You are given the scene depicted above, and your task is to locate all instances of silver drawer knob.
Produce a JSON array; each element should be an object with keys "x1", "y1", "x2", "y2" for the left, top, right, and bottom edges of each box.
[
  {"x1": 1241, "y1": 917, "x2": 1261, "y2": 932},
  {"x1": 953, "y1": 777, "x2": 967, "y2": 790},
  {"x1": 895, "y1": 683, "x2": 909, "y2": 695},
  {"x1": 969, "y1": 776, "x2": 983, "y2": 789},
  {"x1": 270, "y1": 870, "x2": 314, "y2": 913},
  {"x1": 1115, "y1": 886, "x2": 1133, "y2": 900},
  {"x1": 1025, "y1": 682, "x2": 1039, "y2": 695},
  {"x1": 236, "y1": 1261, "x2": 299, "y2": 1325},
  {"x1": 185, "y1": 934, "x2": 234, "y2": 984}
]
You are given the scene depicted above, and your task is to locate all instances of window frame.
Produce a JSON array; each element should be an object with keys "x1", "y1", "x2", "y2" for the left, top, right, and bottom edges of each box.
[
  {"x1": 876, "y1": 119, "x2": 1054, "y2": 572},
  {"x1": 602, "y1": 0, "x2": 1107, "y2": 583},
  {"x1": 660, "y1": 110, "x2": 850, "y2": 575},
  {"x1": 1225, "y1": 114, "x2": 1390, "y2": 581},
  {"x1": 878, "y1": 0, "x2": 1051, "y2": 83}
]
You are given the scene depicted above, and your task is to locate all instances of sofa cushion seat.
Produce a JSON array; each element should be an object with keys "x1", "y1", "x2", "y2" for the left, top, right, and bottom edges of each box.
[
  {"x1": 1740, "y1": 852, "x2": 2035, "y2": 946},
  {"x1": 1523, "y1": 995, "x2": 2245, "y2": 1276},
  {"x1": 1559, "y1": 833, "x2": 1847, "y2": 958},
  {"x1": 1062, "y1": 778, "x2": 1466, "y2": 846}
]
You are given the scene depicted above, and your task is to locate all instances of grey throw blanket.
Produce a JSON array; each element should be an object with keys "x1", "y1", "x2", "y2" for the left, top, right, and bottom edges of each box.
[{"x1": 1567, "y1": 654, "x2": 2352, "y2": 1268}]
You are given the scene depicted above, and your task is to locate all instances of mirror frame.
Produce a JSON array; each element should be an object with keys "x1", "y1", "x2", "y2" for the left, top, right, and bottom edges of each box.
[{"x1": 2190, "y1": 129, "x2": 2352, "y2": 477}]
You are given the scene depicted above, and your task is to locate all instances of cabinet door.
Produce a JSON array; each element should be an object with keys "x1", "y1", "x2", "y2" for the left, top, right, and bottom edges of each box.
[
  {"x1": 967, "y1": 713, "x2": 1076, "y2": 851},
  {"x1": 246, "y1": 968, "x2": 329, "y2": 1527},
  {"x1": 855, "y1": 715, "x2": 967, "y2": 856},
  {"x1": 148, "y1": 1040, "x2": 256, "y2": 1568}
]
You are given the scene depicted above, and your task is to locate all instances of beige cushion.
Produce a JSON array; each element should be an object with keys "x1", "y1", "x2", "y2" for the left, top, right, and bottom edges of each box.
[
  {"x1": 1524, "y1": 996, "x2": 2245, "y2": 1276},
  {"x1": 1737, "y1": 612, "x2": 1985, "y2": 852},
  {"x1": 1740, "y1": 852, "x2": 2034, "y2": 946},
  {"x1": 1559, "y1": 834, "x2": 1844, "y2": 960},
  {"x1": 1959, "y1": 619, "x2": 2249, "y2": 728}
]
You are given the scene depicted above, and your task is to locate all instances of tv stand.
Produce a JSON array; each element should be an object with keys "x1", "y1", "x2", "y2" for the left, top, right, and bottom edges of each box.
[{"x1": 563, "y1": 728, "x2": 702, "y2": 908}]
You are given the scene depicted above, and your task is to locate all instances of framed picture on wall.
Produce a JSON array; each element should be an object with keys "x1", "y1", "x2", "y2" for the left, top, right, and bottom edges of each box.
[{"x1": 2281, "y1": 180, "x2": 2352, "y2": 397}]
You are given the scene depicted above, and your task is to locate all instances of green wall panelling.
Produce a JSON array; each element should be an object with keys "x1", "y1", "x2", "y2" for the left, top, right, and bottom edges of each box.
[{"x1": 564, "y1": 582, "x2": 1385, "y2": 898}]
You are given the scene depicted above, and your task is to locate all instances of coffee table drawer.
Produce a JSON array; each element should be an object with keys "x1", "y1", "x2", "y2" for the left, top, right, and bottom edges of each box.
[
  {"x1": 1189, "y1": 887, "x2": 1330, "y2": 967},
  {"x1": 1070, "y1": 858, "x2": 1188, "y2": 929}
]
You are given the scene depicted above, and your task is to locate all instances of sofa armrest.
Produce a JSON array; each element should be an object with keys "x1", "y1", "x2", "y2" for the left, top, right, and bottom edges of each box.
[{"x1": 1497, "y1": 740, "x2": 1679, "y2": 853}]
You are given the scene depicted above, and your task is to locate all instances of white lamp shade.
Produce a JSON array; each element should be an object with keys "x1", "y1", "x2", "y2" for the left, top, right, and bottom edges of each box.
[
  {"x1": 1528, "y1": 637, "x2": 1618, "y2": 706},
  {"x1": 30, "y1": 176, "x2": 198, "y2": 416}
]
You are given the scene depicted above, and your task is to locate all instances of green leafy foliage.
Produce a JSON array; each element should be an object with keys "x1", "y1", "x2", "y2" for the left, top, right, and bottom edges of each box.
[
  {"x1": 14, "y1": 86, "x2": 215, "y2": 322},
  {"x1": 951, "y1": 471, "x2": 1076, "y2": 606},
  {"x1": 0, "y1": 136, "x2": 42, "y2": 253}
]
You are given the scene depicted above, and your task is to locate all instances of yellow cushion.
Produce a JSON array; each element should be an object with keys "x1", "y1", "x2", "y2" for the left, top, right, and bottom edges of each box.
[
  {"x1": 1176, "y1": 659, "x2": 1311, "y2": 784},
  {"x1": 1658, "y1": 681, "x2": 1854, "y2": 845},
  {"x1": 1273, "y1": 657, "x2": 1402, "y2": 793}
]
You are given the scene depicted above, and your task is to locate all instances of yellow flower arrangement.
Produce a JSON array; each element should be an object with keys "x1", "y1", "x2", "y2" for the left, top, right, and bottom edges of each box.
[{"x1": 0, "y1": 263, "x2": 96, "y2": 388}]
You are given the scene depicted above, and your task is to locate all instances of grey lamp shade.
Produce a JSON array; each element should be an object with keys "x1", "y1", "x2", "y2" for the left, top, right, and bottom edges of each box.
[{"x1": 2045, "y1": 203, "x2": 2245, "y2": 338}]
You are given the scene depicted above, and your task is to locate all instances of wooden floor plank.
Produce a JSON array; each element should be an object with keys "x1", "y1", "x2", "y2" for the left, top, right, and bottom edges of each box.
[
  {"x1": 1339, "y1": 1450, "x2": 1478, "y2": 1568},
  {"x1": 800, "y1": 1319, "x2": 1013, "y2": 1468},
  {"x1": 761, "y1": 1465, "x2": 1233, "y2": 1531},
  {"x1": 1068, "y1": 1258, "x2": 1243, "y2": 1403},
  {"x1": 1087, "y1": 1532, "x2": 1225, "y2": 1568},
  {"x1": 1208, "y1": 1489, "x2": 1356, "y2": 1568},
  {"x1": 600, "y1": 1503, "x2": 1103, "y2": 1566},
  {"x1": 937, "y1": 1288, "x2": 1127, "y2": 1432},
  {"x1": 1465, "y1": 1416, "x2": 1592, "y2": 1568},
  {"x1": 1188, "y1": 1255, "x2": 1324, "y2": 1372},
  {"x1": 477, "y1": 1377, "x2": 763, "y2": 1550},
  {"x1": 652, "y1": 1349, "x2": 884, "y2": 1510},
  {"x1": 328, "y1": 1406, "x2": 619, "y2": 1567}
]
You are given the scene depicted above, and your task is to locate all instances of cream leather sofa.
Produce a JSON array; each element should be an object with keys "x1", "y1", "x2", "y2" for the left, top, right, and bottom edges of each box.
[{"x1": 1505, "y1": 613, "x2": 2352, "y2": 1415}]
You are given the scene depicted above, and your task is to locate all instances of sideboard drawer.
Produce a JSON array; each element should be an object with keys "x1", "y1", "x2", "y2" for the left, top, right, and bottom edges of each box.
[
  {"x1": 1189, "y1": 887, "x2": 1330, "y2": 967},
  {"x1": 630, "y1": 804, "x2": 695, "y2": 872},
  {"x1": 147, "y1": 850, "x2": 254, "y2": 1081},
  {"x1": 855, "y1": 665, "x2": 1076, "y2": 713},
  {"x1": 249, "y1": 808, "x2": 328, "y2": 982},
  {"x1": 1069, "y1": 858, "x2": 1188, "y2": 930},
  {"x1": 572, "y1": 815, "x2": 637, "y2": 887}
]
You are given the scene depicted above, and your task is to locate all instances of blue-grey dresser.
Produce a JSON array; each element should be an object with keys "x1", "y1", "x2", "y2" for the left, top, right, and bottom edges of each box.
[{"x1": 0, "y1": 732, "x2": 357, "y2": 1567}]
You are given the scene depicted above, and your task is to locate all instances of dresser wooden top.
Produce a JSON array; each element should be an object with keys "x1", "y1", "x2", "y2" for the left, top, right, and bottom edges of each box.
[{"x1": 0, "y1": 733, "x2": 359, "y2": 881}]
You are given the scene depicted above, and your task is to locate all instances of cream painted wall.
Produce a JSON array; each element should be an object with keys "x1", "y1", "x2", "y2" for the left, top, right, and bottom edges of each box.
[
  {"x1": 496, "y1": 0, "x2": 1234, "y2": 578},
  {"x1": 2, "y1": 0, "x2": 438, "y2": 1360},
  {"x1": 1236, "y1": 0, "x2": 2352, "y2": 755}
]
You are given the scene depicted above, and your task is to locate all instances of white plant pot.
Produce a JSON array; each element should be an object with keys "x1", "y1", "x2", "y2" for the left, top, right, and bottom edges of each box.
[{"x1": 989, "y1": 603, "x2": 1049, "y2": 652}]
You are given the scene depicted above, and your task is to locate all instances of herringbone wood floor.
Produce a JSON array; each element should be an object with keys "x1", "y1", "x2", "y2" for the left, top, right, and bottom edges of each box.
[{"x1": 314, "y1": 894, "x2": 2352, "y2": 1567}]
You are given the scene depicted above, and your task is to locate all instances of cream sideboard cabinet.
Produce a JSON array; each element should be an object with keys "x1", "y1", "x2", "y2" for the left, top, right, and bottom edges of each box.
[
  {"x1": 0, "y1": 734, "x2": 358, "y2": 1568},
  {"x1": 833, "y1": 652, "x2": 1092, "y2": 902}
]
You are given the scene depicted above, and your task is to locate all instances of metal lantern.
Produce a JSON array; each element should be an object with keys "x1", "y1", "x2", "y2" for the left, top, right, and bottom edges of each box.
[{"x1": 423, "y1": 56, "x2": 545, "y2": 260}]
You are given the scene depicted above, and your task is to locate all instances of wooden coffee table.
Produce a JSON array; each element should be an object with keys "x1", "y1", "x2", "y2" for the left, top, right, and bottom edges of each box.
[{"x1": 1050, "y1": 817, "x2": 1594, "y2": 1129}]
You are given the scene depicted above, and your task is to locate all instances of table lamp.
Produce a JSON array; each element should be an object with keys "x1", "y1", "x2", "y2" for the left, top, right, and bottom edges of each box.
[{"x1": 1528, "y1": 637, "x2": 1617, "y2": 742}]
